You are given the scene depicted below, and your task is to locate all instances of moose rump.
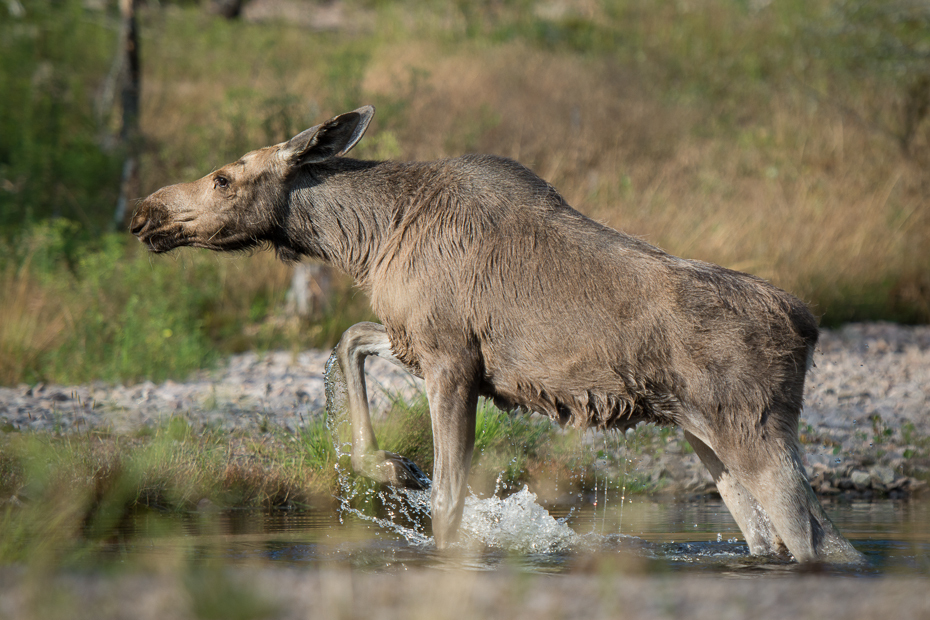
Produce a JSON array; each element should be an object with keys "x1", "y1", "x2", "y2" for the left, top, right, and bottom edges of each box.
[{"x1": 131, "y1": 105, "x2": 863, "y2": 563}]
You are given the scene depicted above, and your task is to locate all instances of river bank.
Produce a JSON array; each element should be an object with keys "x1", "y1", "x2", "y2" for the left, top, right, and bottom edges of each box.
[{"x1": 1, "y1": 322, "x2": 928, "y2": 498}]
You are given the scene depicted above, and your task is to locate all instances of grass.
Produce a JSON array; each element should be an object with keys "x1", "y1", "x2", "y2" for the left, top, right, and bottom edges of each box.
[
  {"x1": 0, "y1": 221, "x2": 376, "y2": 385},
  {"x1": 2, "y1": 0, "x2": 929, "y2": 386},
  {"x1": 0, "y1": 393, "x2": 685, "y2": 566},
  {"x1": 0, "y1": 259, "x2": 69, "y2": 387},
  {"x1": 0, "y1": 0, "x2": 121, "y2": 232}
]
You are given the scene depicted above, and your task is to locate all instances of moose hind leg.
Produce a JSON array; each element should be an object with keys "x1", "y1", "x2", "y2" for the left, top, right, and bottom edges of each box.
[
  {"x1": 683, "y1": 431, "x2": 789, "y2": 558},
  {"x1": 713, "y1": 429, "x2": 864, "y2": 564},
  {"x1": 333, "y1": 322, "x2": 429, "y2": 489}
]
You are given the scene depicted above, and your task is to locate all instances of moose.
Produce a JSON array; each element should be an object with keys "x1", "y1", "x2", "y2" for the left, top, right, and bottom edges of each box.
[{"x1": 131, "y1": 106, "x2": 863, "y2": 563}]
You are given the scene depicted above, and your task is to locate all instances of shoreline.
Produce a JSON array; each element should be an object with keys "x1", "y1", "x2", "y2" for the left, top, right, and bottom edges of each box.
[{"x1": 1, "y1": 322, "x2": 928, "y2": 498}]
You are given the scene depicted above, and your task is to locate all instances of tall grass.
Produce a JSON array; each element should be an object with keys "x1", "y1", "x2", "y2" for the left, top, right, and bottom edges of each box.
[
  {"x1": 0, "y1": 262, "x2": 69, "y2": 386},
  {"x1": 0, "y1": 397, "x2": 608, "y2": 565},
  {"x1": 1, "y1": 0, "x2": 928, "y2": 386},
  {"x1": 0, "y1": 222, "x2": 373, "y2": 385}
]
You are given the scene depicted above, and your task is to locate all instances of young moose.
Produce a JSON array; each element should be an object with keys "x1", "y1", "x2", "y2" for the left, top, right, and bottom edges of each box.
[{"x1": 132, "y1": 106, "x2": 863, "y2": 563}]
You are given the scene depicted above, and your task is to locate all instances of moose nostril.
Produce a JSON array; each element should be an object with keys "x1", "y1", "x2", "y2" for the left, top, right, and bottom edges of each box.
[{"x1": 130, "y1": 216, "x2": 148, "y2": 236}]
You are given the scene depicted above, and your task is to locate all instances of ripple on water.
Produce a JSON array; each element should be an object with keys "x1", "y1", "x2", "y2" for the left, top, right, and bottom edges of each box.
[{"x1": 318, "y1": 343, "x2": 930, "y2": 575}]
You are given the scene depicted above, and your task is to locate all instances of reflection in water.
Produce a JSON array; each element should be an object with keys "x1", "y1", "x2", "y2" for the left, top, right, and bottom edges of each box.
[
  {"x1": 106, "y1": 493, "x2": 930, "y2": 577},
  {"x1": 100, "y1": 355, "x2": 925, "y2": 576}
]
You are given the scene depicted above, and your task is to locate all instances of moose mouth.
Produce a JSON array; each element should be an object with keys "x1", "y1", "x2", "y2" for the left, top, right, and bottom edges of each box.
[
  {"x1": 131, "y1": 217, "x2": 262, "y2": 254},
  {"x1": 130, "y1": 218, "x2": 192, "y2": 253}
]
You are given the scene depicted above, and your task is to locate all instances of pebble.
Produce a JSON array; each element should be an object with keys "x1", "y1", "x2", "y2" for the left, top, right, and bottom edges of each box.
[{"x1": 1, "y1": 322, "x2": 928, "y2": 497}]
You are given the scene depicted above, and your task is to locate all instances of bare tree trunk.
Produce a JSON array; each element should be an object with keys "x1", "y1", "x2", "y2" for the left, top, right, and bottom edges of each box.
[
  {"x1": 113, "y1": 0, "x2": 141, "y2": 230},
  {"x1": 288, "y1": 263, "x2": 333, "y2": 319}
]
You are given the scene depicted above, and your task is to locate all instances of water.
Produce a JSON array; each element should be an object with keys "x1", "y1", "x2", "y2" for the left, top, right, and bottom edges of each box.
[
  {"x1": 248, "y1": 349, "x2": 930, "y2": 577},
  {"x1": 101, "y1": 490, "x2": 930, "y2": 576}
]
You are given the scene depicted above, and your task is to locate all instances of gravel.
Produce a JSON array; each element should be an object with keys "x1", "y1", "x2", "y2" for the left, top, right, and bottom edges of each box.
[
  {"x1": 1, "y1": 322, "x2": 928, "y2": 497},
  {"x1": 0, "y1": 351, "x2": 420, "y2": 435}
]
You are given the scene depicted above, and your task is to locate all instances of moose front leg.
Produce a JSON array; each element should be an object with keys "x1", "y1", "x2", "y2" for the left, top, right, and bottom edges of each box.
[
  {"x1": 423, "y1": 357, "x2": 480, "y2": 548},
  {"x1": 333, "y1": 322, "x2": 430, "y2": 489}
]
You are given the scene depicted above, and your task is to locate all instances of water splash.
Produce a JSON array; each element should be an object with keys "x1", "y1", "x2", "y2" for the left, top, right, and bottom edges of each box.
[
  {"x1": 324, "y1": 353, "x2": 647, "y2": 556},
  {"x1": 459, "y1": 486, "x2": 582, "y2": 554},
  {"x1": 616, "y1": 430, "x2": 637, "y2": 538},
  {"x1": 324, "y1": 352, "x2": 591, "y2": 553},
  {"x1": 323, "y1": 351, "x2": 351, "y2": 462},
  {"x1": 324, "y1": 350, "x2": 432, "y2": 545}
]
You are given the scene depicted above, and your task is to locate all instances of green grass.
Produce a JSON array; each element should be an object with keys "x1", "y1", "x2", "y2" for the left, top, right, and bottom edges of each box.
[
  {"x1": 0, "y1": 221, "x2": 375, "y2": 386},
  {"x1": 0, "y1": 0, "x2": 121, "y2": 234},
  {"x1": 0, "y1": 393, "x2": 683, "y2": 566},
  {"x1": 472, "y1": 401, "x2": 556, "y2": 493},
  {"x1": 901, "y1": 422, "x2": 930, "y2": 465}
]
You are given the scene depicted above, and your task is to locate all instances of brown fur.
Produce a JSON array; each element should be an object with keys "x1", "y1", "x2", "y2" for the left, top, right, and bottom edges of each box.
[{"x1": 132, "y1": 106, "x2": 863, "y2": 563}]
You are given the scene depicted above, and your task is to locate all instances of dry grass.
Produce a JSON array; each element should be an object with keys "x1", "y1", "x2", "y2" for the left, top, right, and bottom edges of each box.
[
  {"x1": 136, "y1": 6, "x2": 929, "y2": 325},
  {"x1": 359, "y1": 40, "x2": 929, "y2": 322},
  {"x1": 3, "y1": 0, "x2": 929, "y2": 387},
  {"x1": 0, "y1": 264, "x2": 71, "y2": 386}
]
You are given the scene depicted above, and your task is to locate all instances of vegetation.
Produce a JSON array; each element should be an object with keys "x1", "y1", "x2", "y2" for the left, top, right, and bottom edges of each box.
[
  {"x1": 3, "y1": 1, "x2": 929, "y2": 602},
  {"x1": 0, "y1": 397, "x2": 629, "y2": 564},
  {"x1": 1, "y1": 0, "x2": 929, "y2": 387},
  {"x1": 0, "y1": 222, "x2": 374, "y2": 385}
]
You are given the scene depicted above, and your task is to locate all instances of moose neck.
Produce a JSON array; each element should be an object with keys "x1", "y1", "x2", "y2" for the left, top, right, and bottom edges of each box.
[{"x1": 279, "y1": 159, "x2": 399, "y2": 287}]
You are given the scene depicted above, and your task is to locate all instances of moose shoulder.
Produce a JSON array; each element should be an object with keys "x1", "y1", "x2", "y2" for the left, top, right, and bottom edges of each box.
[{"x1": 131, "y1": 105, "x2": 863, "y2": 563}]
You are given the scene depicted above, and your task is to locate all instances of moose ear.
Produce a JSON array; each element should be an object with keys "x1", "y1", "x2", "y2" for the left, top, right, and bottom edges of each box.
[{"x1": 281, "y1": 105, "x2": 375, "y2": 166}]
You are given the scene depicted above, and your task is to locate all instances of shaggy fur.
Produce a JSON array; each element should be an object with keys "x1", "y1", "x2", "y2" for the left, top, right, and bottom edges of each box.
[{"x1": 131, "y1": 106, "x2": 862, "y2": 563}]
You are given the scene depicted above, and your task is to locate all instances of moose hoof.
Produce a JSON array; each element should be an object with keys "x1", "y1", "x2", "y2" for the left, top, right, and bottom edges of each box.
[{"x1": 368, "y1": 451, "x2": 431, "y2": 490}]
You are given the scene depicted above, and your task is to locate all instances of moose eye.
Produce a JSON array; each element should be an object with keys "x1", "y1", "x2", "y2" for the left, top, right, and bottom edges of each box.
[{"x1": 214, "y1": 175, "x2": 230, "y2": 190}]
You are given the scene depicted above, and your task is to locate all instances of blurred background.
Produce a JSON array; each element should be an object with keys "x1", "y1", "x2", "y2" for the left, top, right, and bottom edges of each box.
[{"x1": 2, "y1": 0, "x2": 929, "y2": 387}]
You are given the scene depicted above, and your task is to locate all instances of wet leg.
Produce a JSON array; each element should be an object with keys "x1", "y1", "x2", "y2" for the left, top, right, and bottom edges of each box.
[
  {"x1": 715, "y1": 433, "x2": 864, "y2": 564},
  {"x1": 423, "y1": 356, "x2": 480, "y2": 548},
  {"x1": 683, "y1": 430, "x2": 789, "y2": 558},
  {"x1": 334, "y1": 322, "x2": 429, "y2": 489}
]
